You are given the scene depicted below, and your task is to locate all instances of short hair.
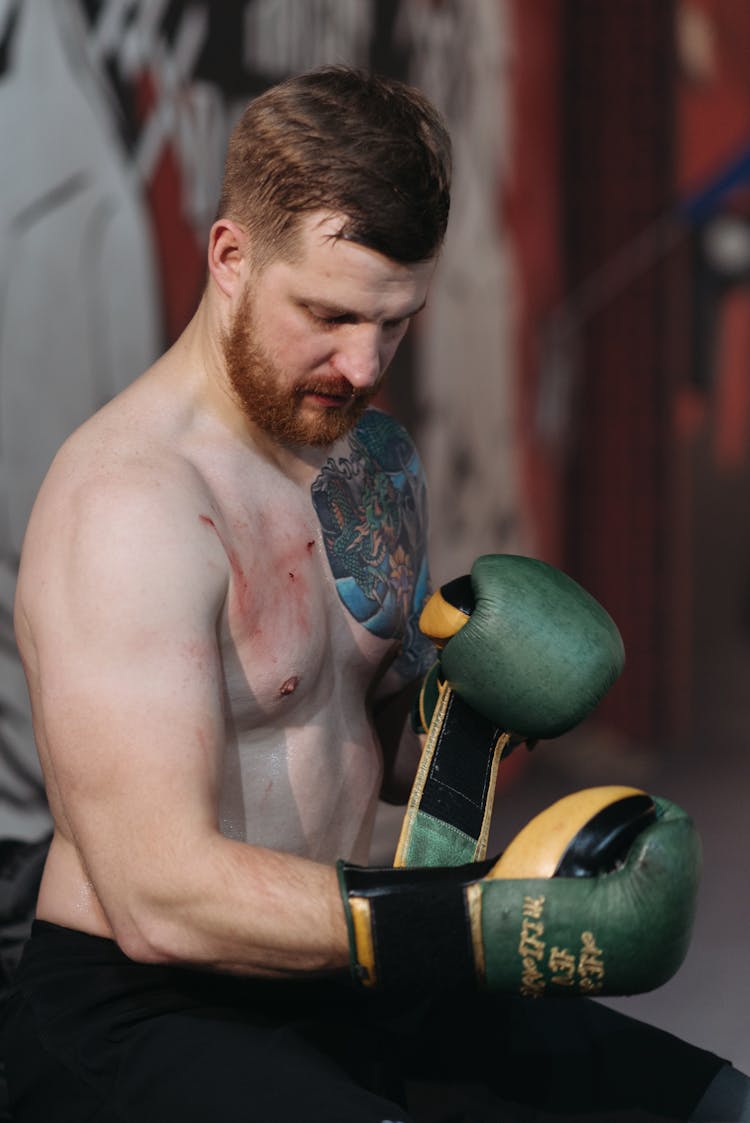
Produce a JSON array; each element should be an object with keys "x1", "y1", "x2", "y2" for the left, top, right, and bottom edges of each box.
[{"x1": 216, "y1": 65, "x2": 451, "y2": 267}]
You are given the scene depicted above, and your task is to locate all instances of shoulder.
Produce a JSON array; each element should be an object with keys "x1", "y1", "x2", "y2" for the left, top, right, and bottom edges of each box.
[
  {"x1": 312, "y1": 408, "x2": 426, "y2": 492},
  {"x1": 29, "y1": 416, "x2": 210, "y2": 540},
  {"x1": 311, "y1": 408, "x2": 428, "y2": 527},
  {"x1": 18, "y1": 418, "x2": 225, "y2": 628},
  {"x1": 349, "y1": 408, "x2": 424, "y2": 475}
]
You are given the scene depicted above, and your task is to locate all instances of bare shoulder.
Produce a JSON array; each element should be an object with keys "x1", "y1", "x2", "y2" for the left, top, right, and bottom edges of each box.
[{"x1": 17, "y1": 395, "x2": 226, "y2": 641}]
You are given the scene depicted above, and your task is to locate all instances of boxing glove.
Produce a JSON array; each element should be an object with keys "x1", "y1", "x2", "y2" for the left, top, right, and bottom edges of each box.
[
  {"x1": 343, "y1": 788, "x2": 700, "y2": 996},
  {"x1": 396, "y1": 555, "x2": 625, "y2": 868}
]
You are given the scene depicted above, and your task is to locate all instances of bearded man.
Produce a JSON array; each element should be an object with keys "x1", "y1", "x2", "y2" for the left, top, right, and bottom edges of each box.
[{"x1": 3, "y1": 66, "x2": 747, "y2": 1123}]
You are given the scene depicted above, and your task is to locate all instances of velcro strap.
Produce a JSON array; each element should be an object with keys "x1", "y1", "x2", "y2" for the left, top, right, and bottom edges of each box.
[
  {"x1": 340, "y1": 862, "x2": 492, "y2": 990},
  {"x1": 419, "y1": 691, "x2": 506, "y2": 838},
  {"x1": 395, "y1": 686, "x2": 510, "y2": 867}
]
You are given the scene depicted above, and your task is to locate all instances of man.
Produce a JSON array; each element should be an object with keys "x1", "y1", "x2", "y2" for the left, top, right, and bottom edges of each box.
[{"x1": 3, "y1": 67, "x2": 747, "y2": 1122}]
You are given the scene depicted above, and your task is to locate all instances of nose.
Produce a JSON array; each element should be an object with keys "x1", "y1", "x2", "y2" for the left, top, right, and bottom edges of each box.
[{"x1": 332, "y1": 325, "x2": 382, "y2": 390}]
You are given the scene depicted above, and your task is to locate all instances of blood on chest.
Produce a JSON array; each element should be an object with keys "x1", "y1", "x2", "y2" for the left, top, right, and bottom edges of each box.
[
  {"x1": 218, "y1": 542, "x2": 330, "y2": 720},
  {"x1": 201, "y1": 513, "x2": 315, "y2": 637},
  {"x1": 229, "y1": 548, "x2": 318, "y2": 642},
  {"x1": 200, "y1": 511, "x2": 389, "y2": 727}
]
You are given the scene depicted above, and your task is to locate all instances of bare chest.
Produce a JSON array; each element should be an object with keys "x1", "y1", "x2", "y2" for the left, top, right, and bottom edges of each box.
[
  {"x1": 202, "y1": 492, "x2": 389, "y2": 734},
  {"x1": 198, "y1": 412, "x2": 431, "y2": 731}
]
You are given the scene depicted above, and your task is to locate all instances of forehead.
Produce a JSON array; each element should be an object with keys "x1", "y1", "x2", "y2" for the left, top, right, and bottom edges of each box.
[{"x1": 263, "y1": 211, "x2": 435, "y2": 315}]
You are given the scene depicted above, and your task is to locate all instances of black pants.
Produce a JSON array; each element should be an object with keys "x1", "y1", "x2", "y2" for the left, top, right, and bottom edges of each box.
[
  {"x1": 2, "y1": 921, "x2": 726, "y2": 1123},
  {"x1": 0, "y1": 836, "x2": 51, "y2": 1123}
]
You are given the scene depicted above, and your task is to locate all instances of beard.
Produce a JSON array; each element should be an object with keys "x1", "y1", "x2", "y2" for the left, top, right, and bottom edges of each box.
[{"x1": 221, "y1": 287, "x2": 379, "y2": 447}]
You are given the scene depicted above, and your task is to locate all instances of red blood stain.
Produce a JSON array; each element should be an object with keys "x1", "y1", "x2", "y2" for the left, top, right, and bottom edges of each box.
[
  {"x1": 199, "y1": 514, "x2": 252, "y2": 617},
  {"x1": 227, "y1": 551, "x2": 252, "y2": 617}
]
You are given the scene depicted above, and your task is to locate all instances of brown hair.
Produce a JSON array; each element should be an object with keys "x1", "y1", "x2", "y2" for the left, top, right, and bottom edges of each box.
[{"x1": 216, "y1": 66, "x2": 451, "y2": 267}]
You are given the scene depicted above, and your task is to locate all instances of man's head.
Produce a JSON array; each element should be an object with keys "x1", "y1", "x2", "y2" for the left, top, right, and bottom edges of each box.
[
  {"x1": 211, "y1": 67, "x2": 449, "y2": 448},
  {"x1": 216, "y1": 65, "x2": 451, "y2": 270},
  {"x1": 221, "y1": 212, "x2": 434, "y2": 447}
]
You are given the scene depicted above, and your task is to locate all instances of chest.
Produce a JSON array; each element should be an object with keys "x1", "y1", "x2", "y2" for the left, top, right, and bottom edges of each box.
[
  {"x1": 200, "y1": 418, "x2": 429, "y2": 727},
  {"x1": 207, "y1": 483, "x2": 398, "y2": 730}
]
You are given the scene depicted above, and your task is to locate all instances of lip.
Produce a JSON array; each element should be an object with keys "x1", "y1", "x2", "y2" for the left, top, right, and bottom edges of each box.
[{"x1": 304, "y1": 391, "x2": 353, "y2": 408}]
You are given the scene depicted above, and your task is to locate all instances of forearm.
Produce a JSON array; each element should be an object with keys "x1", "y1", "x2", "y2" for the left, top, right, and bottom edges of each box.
[
  {"x1": 109, "y1": 837, "x2": 350, "y2": 978},
  {"x1": 373, "y1": 678, "x2": 423, "y2": 803},
  {"x1": 372, "y1": 696, "x2": 422, "y2": 804}
]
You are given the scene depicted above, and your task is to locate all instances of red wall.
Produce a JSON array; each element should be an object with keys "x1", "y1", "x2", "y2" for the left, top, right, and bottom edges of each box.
[{"x1": 507, "y1": 0, "x2": 565, "y2": 565}]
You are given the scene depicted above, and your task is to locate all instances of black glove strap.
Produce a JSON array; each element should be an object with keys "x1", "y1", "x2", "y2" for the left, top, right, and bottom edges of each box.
[
  {"x1": 339, "y1": 861, "x2": 492, "y2": 990},
  {"x1": 419, "y1": 690, "x2": 506, "y2": 838}
]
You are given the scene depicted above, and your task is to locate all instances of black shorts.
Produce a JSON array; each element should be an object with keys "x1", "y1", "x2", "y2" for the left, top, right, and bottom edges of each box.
[{"x1": 2, "y1": 921, "x2": 726, "y2": 1122}]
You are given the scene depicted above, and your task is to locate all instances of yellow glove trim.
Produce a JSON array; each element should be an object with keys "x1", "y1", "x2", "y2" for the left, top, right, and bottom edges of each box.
[
  {"x1": 393, "y1": 680, "x2": 454, "y2": 866},
  {"x1": 488, "y1": 785, "x2": 646, "y2": 879},
  {"x1": 417, "y1": 671, "x2": 447, "y2": 739},
  {"x1": 419, "y1": 588, "x2": 471, "y2": 645},
  {"x1": 477, "y1": 727, "x2": 511, "y2": 859},
  {"x1": 349, "y1": 897, "x2": 378, "y2": 988},
  {"x1": 465, "y1": 882, "x2": 487, "y2": 985}
]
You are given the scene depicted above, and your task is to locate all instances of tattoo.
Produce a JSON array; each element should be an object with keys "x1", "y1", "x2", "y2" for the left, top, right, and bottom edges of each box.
[{"x1": 311, "y1": 409, "x2": 433, "y2": 680}]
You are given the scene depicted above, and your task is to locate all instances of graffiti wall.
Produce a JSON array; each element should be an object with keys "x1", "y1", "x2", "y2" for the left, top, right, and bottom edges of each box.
[{"x1": 0, "y1": 0, "x2": 520, "y2": 842}]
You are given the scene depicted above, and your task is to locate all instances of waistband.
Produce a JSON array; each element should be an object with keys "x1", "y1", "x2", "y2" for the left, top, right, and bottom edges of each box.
[
  {"x1": 20, "y1": 919, "x2": 362, "y2": 1009},
  {"x1": 26, "y1": 918, "x2": 129, "y2": 961}
]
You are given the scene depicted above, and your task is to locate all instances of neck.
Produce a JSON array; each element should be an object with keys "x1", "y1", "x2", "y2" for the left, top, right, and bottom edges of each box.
[{"x1": 178, "y1": 293, "x2": 346, "y2": 481}]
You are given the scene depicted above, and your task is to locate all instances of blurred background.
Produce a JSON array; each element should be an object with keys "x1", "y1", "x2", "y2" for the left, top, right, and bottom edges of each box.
[{"x1": 1, "y1": 0, "x2": 748, "y2": 1087}]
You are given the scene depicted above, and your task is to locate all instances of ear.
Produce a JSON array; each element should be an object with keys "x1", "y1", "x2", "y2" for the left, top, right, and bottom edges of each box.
[{"x1": 207, "y1": 218, "x2": 248, "y2": 298}]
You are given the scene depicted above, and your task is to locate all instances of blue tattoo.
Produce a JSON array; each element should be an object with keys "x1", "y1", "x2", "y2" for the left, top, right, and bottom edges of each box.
[{"x1": 311, "y1": 409, "x2": 433, "y2": 680}]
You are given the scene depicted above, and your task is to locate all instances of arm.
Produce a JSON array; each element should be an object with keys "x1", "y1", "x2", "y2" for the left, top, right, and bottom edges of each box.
[
  {"x1": 372, "y1": 674, "x2": 423, "y2": 805},
  {"x1": 370, "y1": 588, "x2": 434, "y2": 804},
  {"x1": 22, "y1": 466, "x2": 348, "y2": 976},
  {"x1": 365, "y1": 419, "x2": 433, "y2": 804}
]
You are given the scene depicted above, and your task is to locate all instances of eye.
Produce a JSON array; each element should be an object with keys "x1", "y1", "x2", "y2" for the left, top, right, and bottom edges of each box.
[{"x1": 306, "y1": 306, "x2": 356, "y2": 327}]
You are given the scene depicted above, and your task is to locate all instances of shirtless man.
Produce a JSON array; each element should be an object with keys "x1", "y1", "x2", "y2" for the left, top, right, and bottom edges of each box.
[{"x1": 4, "y1": 67, "x2": 748, "y2": 1123}]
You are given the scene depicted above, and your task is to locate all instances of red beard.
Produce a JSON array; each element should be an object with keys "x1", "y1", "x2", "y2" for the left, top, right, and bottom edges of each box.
[{"x1": 221, "y1": 290, "x2": 378, "y2": 447}]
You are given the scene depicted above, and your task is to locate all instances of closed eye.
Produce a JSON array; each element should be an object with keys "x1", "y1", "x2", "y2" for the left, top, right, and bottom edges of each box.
[
  {"x1": 324, "y1": 313, "x2": 357, "y2": 326},
  {"x1": 302, "y1": 303, "x2": 419, "y2": 332},
  {"x1": 305, "y1": 306, "x2": 357, "y2": 327}
]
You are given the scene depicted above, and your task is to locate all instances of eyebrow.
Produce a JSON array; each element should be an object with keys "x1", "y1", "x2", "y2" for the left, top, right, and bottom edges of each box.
[{"x1": 304, "y1": 298, "x2": 427, "y2": 321}]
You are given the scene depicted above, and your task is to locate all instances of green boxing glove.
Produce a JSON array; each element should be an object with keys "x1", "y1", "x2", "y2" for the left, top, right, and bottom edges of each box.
[
  {"x1": 342, "y1": 788, "x2": 700, "y2": 996},
  {"x1": 397, "y1": 555, "x2": 625, "y2": 868}
]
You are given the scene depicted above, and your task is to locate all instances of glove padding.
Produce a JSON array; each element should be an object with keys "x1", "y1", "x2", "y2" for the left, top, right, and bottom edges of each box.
[
  {"x1": 341, "y1": 790, "x2": 700, "y2": 997},
  {"x1": 417, "y1": 554, "x2": 625, "y2": 738}
]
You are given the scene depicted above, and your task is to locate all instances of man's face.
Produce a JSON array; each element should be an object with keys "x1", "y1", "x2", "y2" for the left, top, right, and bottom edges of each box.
[{"x1": 221, "y1": 212, "x2": 435, "y2": 447}]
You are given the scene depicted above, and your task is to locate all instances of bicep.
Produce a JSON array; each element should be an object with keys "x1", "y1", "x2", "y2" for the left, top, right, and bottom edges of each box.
[
  {"x1": 370, "y1": 443, "x2": 434, "y2": 797},
  {"x1": 30, "y1": 483, "x2": 228, "y2": 896}
]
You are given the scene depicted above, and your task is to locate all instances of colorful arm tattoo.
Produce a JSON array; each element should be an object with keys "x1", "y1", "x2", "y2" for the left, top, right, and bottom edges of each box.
[{"x1": 311, "y1": 409, "x2": 433, "y2": 682}]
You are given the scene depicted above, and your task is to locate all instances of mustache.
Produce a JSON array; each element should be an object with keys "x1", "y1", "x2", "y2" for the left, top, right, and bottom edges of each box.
[{"x1": 295, "y1": 377, "x2": 373, "y2": 401}]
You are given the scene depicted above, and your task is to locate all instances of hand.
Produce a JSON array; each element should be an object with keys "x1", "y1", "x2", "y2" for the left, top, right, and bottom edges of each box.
[
  {"x1": 342, "y1": 788, "x2": 700, "y2": 997},
  {"x1": 415, "y1": 554, "x2": 625, "y2": 738},
  {"x1": 396, "y1": 555, "x2": 625, "y2": 868}
]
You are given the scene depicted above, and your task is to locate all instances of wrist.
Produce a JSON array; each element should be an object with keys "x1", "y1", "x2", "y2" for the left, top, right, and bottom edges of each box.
[{"x1": 337, "y1": 859, "x2": 492, "y2": 990}]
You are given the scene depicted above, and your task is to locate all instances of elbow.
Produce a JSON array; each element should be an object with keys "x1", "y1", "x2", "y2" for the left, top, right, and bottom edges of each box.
[
  {"x1": 111, "y1": 905, "x2": 192, "y2": 966},
  {"x1": 114, "y1": 920, "x2": 174, "y2": 966},
  {"x1": 105, "y1": 845, "x2": 222, "y2": 967}
]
